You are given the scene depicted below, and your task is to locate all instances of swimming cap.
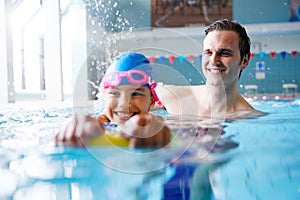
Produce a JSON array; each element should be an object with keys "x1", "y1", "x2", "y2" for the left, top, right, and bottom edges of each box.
[
  {"x1": 105, "y1": 52, "x2": 153, "y2": 79},
  {"x1": 102, "y1": 52, "x2": 163, "y2": 107}
]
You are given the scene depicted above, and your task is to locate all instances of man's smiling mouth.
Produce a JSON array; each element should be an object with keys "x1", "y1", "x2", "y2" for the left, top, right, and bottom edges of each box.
[{"x1": 207, "y1": 67, "x2": 226, "y2": 73}]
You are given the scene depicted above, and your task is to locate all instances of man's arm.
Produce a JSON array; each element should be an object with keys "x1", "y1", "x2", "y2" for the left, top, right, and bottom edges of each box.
[
  {"x1": 153, "y1": 84, "x2": 202, "y2": 116},
  {"x1": 152, "y1": 84, "x2": 179, "y2": 110}
]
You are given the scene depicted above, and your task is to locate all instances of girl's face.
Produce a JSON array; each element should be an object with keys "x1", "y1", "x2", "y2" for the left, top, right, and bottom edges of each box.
[{"x1": 103, "y1": 85, "x2": 155, "y2": 124}]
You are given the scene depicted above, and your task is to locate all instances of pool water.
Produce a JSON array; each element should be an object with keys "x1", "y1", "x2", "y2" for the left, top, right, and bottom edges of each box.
[
  {"x1": 0, "y1": 99, "x2": 300, "y2": 200},
  {"x1": 210, "y1": 100, "x2": 300, "y2": 200}
]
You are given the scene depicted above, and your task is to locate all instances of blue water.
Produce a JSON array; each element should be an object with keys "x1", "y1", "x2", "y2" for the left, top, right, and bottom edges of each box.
[{"x1": 0, "y1": 100, "x2": 300, "y2": 200}]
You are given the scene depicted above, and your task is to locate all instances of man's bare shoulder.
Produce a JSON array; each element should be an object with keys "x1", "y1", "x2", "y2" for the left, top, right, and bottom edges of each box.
[
  {"x1": 156, "y1": 84, "x2": 204, "y2": 93},
  {"x1": 155, "y1": 84, "x2": 206, "y2": 104}
]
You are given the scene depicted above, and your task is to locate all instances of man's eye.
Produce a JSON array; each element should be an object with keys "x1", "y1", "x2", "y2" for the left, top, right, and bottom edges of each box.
[
  {"x1": 219, "y1": 50, "x2": 233, "y2": 57},
  {"x1": 203, "y1": 51, "x2": 212, "y2": 55},
  {"x1": 222, "y1": 52, "x2": 232, "y2": 56}
]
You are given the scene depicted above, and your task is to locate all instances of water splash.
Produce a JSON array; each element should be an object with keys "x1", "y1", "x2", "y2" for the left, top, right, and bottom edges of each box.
[{"x1": 84, "y1": 0, "x2": 138, "y2": 98}]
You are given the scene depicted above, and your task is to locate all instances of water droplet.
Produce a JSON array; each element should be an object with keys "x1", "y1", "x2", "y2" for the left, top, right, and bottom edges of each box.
[{"x1": 113, "y1": 2, "x2": 118, "y2": 8}]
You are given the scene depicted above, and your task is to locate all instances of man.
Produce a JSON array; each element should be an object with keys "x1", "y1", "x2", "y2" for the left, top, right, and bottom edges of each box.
[{"x1": 155, "y1": 19, "x2": 265, "y2": 119}]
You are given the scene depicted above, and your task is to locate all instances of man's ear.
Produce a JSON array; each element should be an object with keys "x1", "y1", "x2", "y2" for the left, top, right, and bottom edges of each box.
[{"x1": 241, "y1": 56, "x2": 249, "y2": 69}]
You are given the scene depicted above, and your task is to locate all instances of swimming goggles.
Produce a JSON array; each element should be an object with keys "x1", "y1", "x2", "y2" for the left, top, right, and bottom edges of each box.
[
  {"x1": 102, "y1": 70, "x2": 151, "y2": 88},
  {"x1": 102, "y1": 70, "x2": 163, "y2": 107}
]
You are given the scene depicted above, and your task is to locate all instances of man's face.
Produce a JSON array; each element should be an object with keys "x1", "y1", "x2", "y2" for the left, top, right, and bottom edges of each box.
[{"x1": 202, "y1": 30, "x2": 248, "y2": 87}]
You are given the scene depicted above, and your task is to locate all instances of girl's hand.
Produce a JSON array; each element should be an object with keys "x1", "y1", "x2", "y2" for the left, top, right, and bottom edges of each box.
[
  {"x1": 119, "y1": 114, "x2": 171, "y2": 148},
  {"x1": 55, "y1": 114, "x2": 105, "y2": 147}
]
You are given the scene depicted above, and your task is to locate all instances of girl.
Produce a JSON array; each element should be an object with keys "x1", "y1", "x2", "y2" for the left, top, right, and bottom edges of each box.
[{"x1": 55, "y1": 52, "x2": 171, "y2": 148}]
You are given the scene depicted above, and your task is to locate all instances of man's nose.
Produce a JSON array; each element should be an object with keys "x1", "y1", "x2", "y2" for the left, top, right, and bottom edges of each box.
[{"x1": 211, "y1": 53, "x2": 221, "y2": 64}]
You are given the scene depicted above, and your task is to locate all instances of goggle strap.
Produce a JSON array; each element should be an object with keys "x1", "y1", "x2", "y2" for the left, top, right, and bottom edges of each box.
[{"x1": 150, "y1": 82, "x2": 163, "y2": 107}]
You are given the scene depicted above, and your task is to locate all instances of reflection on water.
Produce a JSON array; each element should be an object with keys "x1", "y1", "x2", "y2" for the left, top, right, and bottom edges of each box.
[{"x1": 1, "y1": 100, "x2": 300, "y2": 199}]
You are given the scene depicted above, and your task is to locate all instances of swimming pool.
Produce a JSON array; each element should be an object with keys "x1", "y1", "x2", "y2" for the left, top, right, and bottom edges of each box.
[{"x1": 0, "y1": 99, "x2": 300, "y2": 200}]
